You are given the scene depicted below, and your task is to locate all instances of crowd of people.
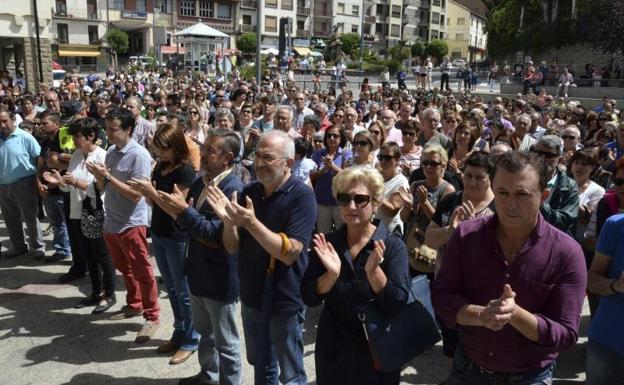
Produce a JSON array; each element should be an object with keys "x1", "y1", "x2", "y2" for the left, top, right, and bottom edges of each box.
[{"x1": 0, "y1": 64, "x2": 623, "y2": 385}]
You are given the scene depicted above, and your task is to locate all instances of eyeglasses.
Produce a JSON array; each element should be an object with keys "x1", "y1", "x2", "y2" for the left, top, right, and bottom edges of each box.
[
  {"x1": 326, "y1": 133, "x2": 340, "y2": 139},
  {"x1": 377, "y1": 154, "x2": 396, "y2": 162},
  {"x1": 334, "y1": 114, "x2": 344, "y2": 119},
  {"x1": 561, "y1": 135, "x2": 577, "y2": 140},
  {"x1": 613, "y1": 178, "x2": 624, "y2": 186},
  {"x1": 242, "y1": 110, "x2": 252, "y2": 113},
  {"x1": 190, "y1": 110, "x2": 199, "y2": 115},
  {"x1": 402, "y1": 131, "x2": 416, "y2": 137},
  {"x1": 313, "y1": 139, "x2": 323, "y2": 144},
  {"x1": 531, "y1": 149, "x2": 559, "y2": 159},
  {"x1": 353, "y1": 140, "x2": 370, "y2": 147},
  {"x1": 422, "y1": 160, "x2": 442, "y2": 167},
  {"x1": 336, "y1": 193, "x2": 371, "y2": 208}
]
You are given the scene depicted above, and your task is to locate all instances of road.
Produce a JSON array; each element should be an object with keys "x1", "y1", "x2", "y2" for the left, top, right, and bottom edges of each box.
[{"x1": 0, "y1": 218, "x2": 586, "y2": 385}]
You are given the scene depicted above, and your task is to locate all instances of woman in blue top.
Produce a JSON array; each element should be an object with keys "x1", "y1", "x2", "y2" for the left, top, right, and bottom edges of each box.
[{"x1": 310, "y1": 125, "x2": 352, "y2": 233}]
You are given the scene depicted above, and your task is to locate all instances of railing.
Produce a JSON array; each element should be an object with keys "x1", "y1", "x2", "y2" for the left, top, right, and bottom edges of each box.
[
  {"x1": 53, "y1": 9, "x2": 102, "y2": 20},
  {"x1": 297, "y1": 7, "x2": 310, "y2": 16},
  {"x1": 365, "y1": 15, "x2": 376, "y2": 23},
  {"x1": 314, "y1": 10, "x2": 332, "y2": 17},
  {"x1": 240, "y1": 24, "x2": 257, "y2": 32},
  {"x1": 296, "y1": 29, "x2": 310, "y2": 37},
  {"x1": 240, "y1": 0, "x2": 257, "y2": 9},
  {"x1": 313, "y1": 30, "x2": 331, "y2": 37}
]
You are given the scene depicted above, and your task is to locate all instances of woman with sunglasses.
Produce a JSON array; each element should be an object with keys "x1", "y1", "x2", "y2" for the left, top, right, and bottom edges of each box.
[
  {"x1": 185, "y1": 104, "x2": 210, "y2": 145},
  {"x1": 344, "y1": 130, "x2": 376, "y2": 169},
  {"x1": 127, "y1": 124, "x2": 199, "y2": 364},
  {"x1": 302, "y1": 167, "x2": 410, "y2": 385},
  {"x1": 376, "y1": 142, "x2": 410, "y2": 235},
  {"x1": 368, "y1": 121, "x2": 386, "y2": 160},
  {"x1": 311, "y1": 126, "x2": 352, "y2": 234},
  {"x1": 399, "y1": 120, "x2": 422, "y2": 177}
]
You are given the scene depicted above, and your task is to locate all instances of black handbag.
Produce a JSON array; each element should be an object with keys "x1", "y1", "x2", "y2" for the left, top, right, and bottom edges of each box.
[
  {"x1": 357, "y1": 274, "x2": 441, "y2": 372},
  {"x1": 80, "y1": 183, "x2": 105, "y2": 239}
]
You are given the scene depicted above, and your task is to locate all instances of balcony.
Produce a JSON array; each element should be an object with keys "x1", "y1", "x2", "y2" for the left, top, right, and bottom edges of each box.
[
  {"x1": 297, "y1": 7, "x2": 310, "y2": 16},
  {"x1": 240, "y1": 0, "x2": 257, "y2": 9},
  {"x1": 363, "y1": 34, "x2": 375, "y2": 41},
  {"x1": 53, "y1": 8, "x2": 101, "y2": 20},
  {"x1": 240, "y1": 24, "x2": 257, "y2": 32},
  {"x1": 364, "y1": 15, "x2": 376, "y2": 23},
  {"x1": 314, "y1": 10, "x2": 332, "y2": 17},
  {"x1": 296, "y1": 29, "x2": 310, "y2": 37}
]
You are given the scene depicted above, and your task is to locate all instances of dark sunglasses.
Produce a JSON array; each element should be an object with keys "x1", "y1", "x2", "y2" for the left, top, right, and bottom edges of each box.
[
  {"x1": 313, "y1": 139, "x2": 323, "y2": 144},
  {"x1": 402, "y1": 131, "x2": 416, "y2": 137},
  {"x1": 334, "y1": 114, "x2": 344, "y2": 118},
  {"x1": 561, "y1": 135, "x2": 577, "y2": 140},
  {"x1": 531, "y1": 149, "x2": 559, "y2": 159},
  {"x1": 190, "y1": 110, "x2": 199, "y2": 114},
  {"x1": 369, "y1": 130, "x2": 381, "y2": 135},
  {"x1": 614, "y1": 178, "x2": 624, "y2": 186},
  {"x1": 353, "y1": 140, "x2": 370, "y2": 147},
  {"x1": 422, "y1": 160, "x2": 442, "y2": 167},
  {"x1": 377, "y1": 154, "x2": 396, "y2": 162},
  {"x1": 326, "y1": 133, "x2": 340, "y2": 139},
  {"x1": 336, "y1": 193, "x2": 371, "y2": 208}
]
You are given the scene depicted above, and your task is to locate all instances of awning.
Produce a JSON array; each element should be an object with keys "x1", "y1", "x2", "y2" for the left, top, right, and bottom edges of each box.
[
  {"x1": 58, "y1": 50, "x2": 101, "y2": 57},
  {"x1": 293, "y1": 47, "x2": 311, "y2": 56},
  {"x1": 160, "y1": 46, "x2": 186, "y2": 55}
]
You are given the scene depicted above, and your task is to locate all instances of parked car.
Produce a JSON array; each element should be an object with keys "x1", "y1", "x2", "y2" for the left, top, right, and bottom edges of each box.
[
  {"x1": 52, "y1": 69, "x2": 66, "y2": 88},
  {"x1": 451, "y1": 59, "x2": 466, "y2": 68},
  {"x1": 128, "y1": 56, "x2": 160, "y2": 69}
]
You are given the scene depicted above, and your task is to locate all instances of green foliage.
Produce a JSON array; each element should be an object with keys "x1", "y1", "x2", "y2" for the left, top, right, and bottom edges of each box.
[
  {"x1": 386, "y1": 59, "x2": 403, "y2": 74},
  {"x1": 411, "y1": 41, "x2": 426, "y2": 58},
  {"x1": 239, "y1": 62, "x2": 267, "y2": 81},
  {"x1": 425, "y1": 40, "x2": 448, "y2": 61},
  {"x1": 105, "y1": 29, "x2": 129, "y2": 55},
  {"x1": 340, "y1": 33, "x2": 361, "y2": 56},
  {"x1": 388, "y1": 45, "x2": 411, "y2": 63},
  {"x1": 237, "y1": 33, "x2": 257, "y2": 55},
  {"x1": 362, "y1": 62, "x2": 387, "y2": 73},
  {"x1": 577, "y1": 0, "x2": 624, "y2": 53}
]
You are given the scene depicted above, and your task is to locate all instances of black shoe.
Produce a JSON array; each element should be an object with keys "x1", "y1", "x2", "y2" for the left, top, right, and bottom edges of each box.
[
  {"x1": 178, "y1": 375, "x2": 211, "y2": 385},
  {"x1": 4, "y1": 248, "x2": 28, "y2": 259},
  {"x1": 92, "y1": 295, "x2": 117, "y2": 314},
  {"x1": 75, "y1": 293, "x2": 102, "y2": 309},
  {"x1": 59, "y1": 270, "x2": 87, "y2": 284},
  {"x1": 44, "y1": 252, "x2": 69, "y2": 263}
]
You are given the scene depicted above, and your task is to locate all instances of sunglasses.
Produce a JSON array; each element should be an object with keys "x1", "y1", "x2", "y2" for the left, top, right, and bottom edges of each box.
[
  {"x1": 326, "y1": 133, "x2": 340, "y2": 139},
  {"x1": 532, "y1": 149, "x2": 559, "y2": 159},
  {"x1": 353, "y1": 140, "x2": 370, "y2": 147},
  {"x1": 377, "y1": 154, "x2": 396, "y2": 162},
  {"x1": 614, "y1": 178, "x2": 624, "y2": 186},
  {"x1": 369, "y1": 130, "x2": 381, "y2": 135},
  {"x1": 334, "y1": 114, "x2": 344, "y2": 118},
  {"x1": 422, "y1": 160, "x2": 442, "y2": 167},
  {"x1": 336, "y1": 193, "x2": 371, "y2": 208},
  {"x1": 561, "y1": 135, "x2": 577, "y2": 140},
  {"x1": 313, "y1": 139, "x2": 323, "y2": 144},
  {"x1": 402, "y1": 131, "x2": 416, "y2": 137},
  {"x1": 190, "y1": 110, "x2": 199, "y2": 115}
]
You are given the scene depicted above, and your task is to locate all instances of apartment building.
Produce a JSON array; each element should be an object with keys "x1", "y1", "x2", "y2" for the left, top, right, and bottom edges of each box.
[
  {"x1": 361, "y1": 0, "x2": 403, "y2": 55},
  {"x1": 0, "y1": 1, "x2": 55, "y2": 88},
  {"x1": 446, "y1": 0, "x2": 487, "y2": 62},
  {"x1": 402, "y1": 0, "x2": 446, "y2": 43}
]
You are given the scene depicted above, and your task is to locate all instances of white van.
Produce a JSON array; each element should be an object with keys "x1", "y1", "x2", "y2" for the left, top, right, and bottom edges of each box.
[{"x1": 52, "y1": 69, "x2": 66, "y2": 88}]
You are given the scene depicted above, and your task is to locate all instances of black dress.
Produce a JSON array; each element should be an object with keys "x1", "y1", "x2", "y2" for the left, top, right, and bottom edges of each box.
[{"x1": 301, "y1": 222, "x2": 410, "y2": 385}]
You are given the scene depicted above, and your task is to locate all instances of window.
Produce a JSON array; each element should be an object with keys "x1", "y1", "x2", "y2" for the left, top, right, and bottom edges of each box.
[
  {"x1": 430, "y1": 30, "x2": 439, "y2": 39},
  {"x1": 392, "y1": 5, "x2": 401, "y2": 18},
  {"x1": 433, "y1": 0, "x2": 440, "y2": 5},
  {"x1": 87, "y1": 0, "x2": 97, "y2": 18},
  {"x1": 391, "y1": 24, "x2": 400, "y2": 36},
  {"x1": 455, "y1": 33, "x2": 464, "y2": 41},
  {"x1": 440, "y1": 14, "x2": 445, "y2": 24},
  {"x1": 447, "y1": 17, "x2": 451, "y2": 25},
  {"x1": 282, "y1": 0, "x2": 293, "y2": 10},
  {"x1": 243, "y1": 15, "x2": 252, "y2": 25},
  {"x1": 375, "y1": 23, "x2": 383, "y2": 35},
  {"x1": 337, "y1": 3, "x2": 345, "y2": 14},
  {"x1": 431, "y1": 12, "x2": 440, "y2": 24},
  {"x1": 158, "y1": 0, "x2": 169, "y2": 13},
  {"x1": 376, "y1": 4, "x2": 384, "y2": 15},
  {"x1": 439, "y1": 31, "x2": 443, "y2": 39},
  {"x1": 88, "y1": 25, "x2": 99, "y2": 44},
  {"x1": 135, "y1": 0, "x2": 146, "y2": 12},
  {"x1": 198, "y1": 2, "x2": 212, "y2": 17},
  {"x1": 337, "y1": 23, "x2": 344, "y2": 33},
  {"x1": 180, "y1": 1, "x2": 195, "y2": 16},
  {"x1": 266, "y1": 0, "x2": 278, "y2": 8},
  {"x1": 57, "y1": 23, "x2": 68, "y2": 44},
  {"x1": 109, "y1": 0, "x2": 123, "y2": 10},
  {"x1": 351, "y1": 24, "x2": 358, "y2": 33},
  {"x1": 55, "y1": 0, "x2": 67, "y2": 14},
  {"x1": 451, "y1": 51, "x2": 461, "y2": 58},
  {"x1": 457, "y1": 17, "x2": 465, "y2": 25},
  {"x1": 352, "y1": 5, "x2": 359, "y2": 16},
  {"x1": 265, "y1": 16, "x2": 277, "y2": 32},
  {"x1": 217, "y1": 4, "x2": 231, "y2": 19}
]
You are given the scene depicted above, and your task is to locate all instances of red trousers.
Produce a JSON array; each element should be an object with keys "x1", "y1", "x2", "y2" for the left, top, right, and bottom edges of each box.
[{"x1": 104, "y1": 226, "x2": 160, "y2": 321}]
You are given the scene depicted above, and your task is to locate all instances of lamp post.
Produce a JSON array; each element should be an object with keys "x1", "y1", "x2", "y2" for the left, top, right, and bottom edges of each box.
[{"x1": 359, "y1": 0, "x2": 364, "y2": 73}]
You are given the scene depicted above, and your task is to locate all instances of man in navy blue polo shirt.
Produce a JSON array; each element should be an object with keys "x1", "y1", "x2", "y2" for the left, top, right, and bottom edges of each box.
[{"x1": 208, "y1": 130, "x2": 317, "y2": 385}]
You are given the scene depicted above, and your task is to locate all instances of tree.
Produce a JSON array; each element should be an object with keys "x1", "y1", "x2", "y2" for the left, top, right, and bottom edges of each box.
[
  {"x1": 425, "y1": 40, "x2": 449, "y2": 62},
  {"x1": 340, "y1": 33, "x2": 361, "y2": 56},
  {"x1": 105, "y1": 29, "x2": 129, "y2": 70},
  {"x1": 237, "y1": 32, "x2": 257, "y2": 56},
  {"x1": 411, "y1": 41, "x2": 425, "y2": 58},
  {"x1": 577, "y1": 0, "x2": 624, "y2": 53}
]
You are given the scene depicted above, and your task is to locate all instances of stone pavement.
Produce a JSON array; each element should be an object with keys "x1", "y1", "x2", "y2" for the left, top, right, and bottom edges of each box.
[{"x1": 0, "y1": 218, "x2": 587, "y2": 385}]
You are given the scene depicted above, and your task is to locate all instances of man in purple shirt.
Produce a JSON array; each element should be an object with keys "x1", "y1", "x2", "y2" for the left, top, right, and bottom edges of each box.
[{"x1": 432, "y1": 151, "x2": 587, "y2": 384}]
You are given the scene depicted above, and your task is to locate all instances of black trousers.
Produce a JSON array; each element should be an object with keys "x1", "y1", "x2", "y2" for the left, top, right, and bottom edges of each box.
[{"x1": 70, "y1": 219, "x2": 116, "y2": 297}]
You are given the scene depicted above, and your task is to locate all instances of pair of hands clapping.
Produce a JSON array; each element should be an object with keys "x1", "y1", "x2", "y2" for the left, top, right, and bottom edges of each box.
[{"x1": 312, "y1": 233, "x2": 385, "y2": 278}]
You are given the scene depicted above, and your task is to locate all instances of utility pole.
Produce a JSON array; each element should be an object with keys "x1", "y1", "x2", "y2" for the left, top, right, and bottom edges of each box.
[
  {"x1": 32, "y1": 0, "x2": 44, "y2": 86},
  {"x1": 359, "y1": 0, "x2": 364, "y2": 73},
  {"x1": 255, "y1": 0, "x2": 262, "y2": 83}
]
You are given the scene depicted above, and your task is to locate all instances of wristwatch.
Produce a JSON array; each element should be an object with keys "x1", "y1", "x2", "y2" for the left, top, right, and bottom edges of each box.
[{"x1": 103, "y1": 175, "x2": 111, "y2": 184}]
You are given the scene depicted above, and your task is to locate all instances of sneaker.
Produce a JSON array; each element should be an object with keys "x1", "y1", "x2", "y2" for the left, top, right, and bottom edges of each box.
[
  {"x1": 75, "y1": 293, "x2": 102, "y2": 309},
  {"x1": 31, "y1": 249, "x2": 47, "y2": 260},
  {"x1": 135, "y1": 320, "x2": 160, "y2": 343},
  {"x1": 43, "y1": 252, "x2": 68, "y2": 263},
  {"x1": 92, "y1": 296, "x2": 117, "y2": 314},
  {"x1": 109, "y1": 305, "x2": 143, "y2": 320},
  {"x1": 4, "y1": 248, "x2": 28, "y2": 259}
]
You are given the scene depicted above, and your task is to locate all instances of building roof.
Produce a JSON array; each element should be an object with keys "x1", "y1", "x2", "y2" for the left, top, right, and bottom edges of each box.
[
  {"x1": 453, "y1": 0, "x2": 488, "y2": 19},
  {"x1": 174, "y1": 22, "x2": 229, "y2": 38}
]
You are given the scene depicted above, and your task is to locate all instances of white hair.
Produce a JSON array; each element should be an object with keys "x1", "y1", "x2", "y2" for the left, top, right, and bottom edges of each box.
[
  {"x1": 259, "y1": 130, "x2": 295, "y2": 160},
  {"x1": 276, "y1": 105, "x2": 294, "y2": 120}
]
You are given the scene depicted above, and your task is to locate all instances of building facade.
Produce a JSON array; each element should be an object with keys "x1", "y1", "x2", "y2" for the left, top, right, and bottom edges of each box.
[
  {"x1": 402, "y1": 0, "x2": 447, "y2": 44},
  {"x1": 446, "y1": 0, "x2": 487, "y2": 62},
  {"x1": 0, "y1": 1, "x2": 55, "y2": 90}
]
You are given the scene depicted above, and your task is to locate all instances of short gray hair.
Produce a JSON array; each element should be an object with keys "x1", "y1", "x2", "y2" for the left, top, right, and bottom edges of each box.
[
  {"x1": 276, "y1": 105, "x2": 294, "y2": 120},
  {"x1": 537, "y1": 135, "x2": 563, "y2": 156},
  {"x1": 215, "y1": 108, "x2": 235, "y2": 123},
  {"x1": 316, "y1": 103, "x2": 328, "y2": 113},
  {"x1": 259, "y1": 130, "x2": 295, "y2": 160},
  {"x1": 422, "y1": 107, "x2": 440, "y2": 121},
  {"x1": 517, "y1": 114, "x2": 532, "y2": 125}
]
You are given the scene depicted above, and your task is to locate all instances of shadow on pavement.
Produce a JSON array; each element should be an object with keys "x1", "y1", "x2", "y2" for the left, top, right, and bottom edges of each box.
[{"x1": 58, "y1": 373, "x2": 177, "y2": 385}]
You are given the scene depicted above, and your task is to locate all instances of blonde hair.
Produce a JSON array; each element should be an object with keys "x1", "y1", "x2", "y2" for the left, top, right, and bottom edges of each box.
[
  {"x1": 332, "y1": 167, "x2": 384, "y2": 203},
  {"x1": 422, "y1": 143, "x2": 449, "y2": 166}
]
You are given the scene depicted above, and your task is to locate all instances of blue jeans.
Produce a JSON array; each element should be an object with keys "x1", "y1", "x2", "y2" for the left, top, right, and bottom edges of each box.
[
  {"x1": 151, "y1": 235, "x2": 199, "y2": 351},
  {"x1": 586, "y1": 339, "x2": 624, "y2": 385},
  {"x1": 447, "y1": 346, "x2": 554, "y2": 385},
  {"x1": 190, "y1": 294, "x2": 242, "y2": 385},
  {"x1": 43, "y1": 194, "x2": 71, "y2": 256},
  {"x1": 241, "y1": 303, "x2": 307, "y2": 385}
]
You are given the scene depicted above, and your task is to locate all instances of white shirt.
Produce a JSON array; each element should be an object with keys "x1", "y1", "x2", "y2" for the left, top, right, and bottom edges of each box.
[
  {"x1": 60, "y1": 146, "x2": 107, "y2": 219},
  {"x1": 376, "y1": 172, "x2": 409, "y2": 234}
]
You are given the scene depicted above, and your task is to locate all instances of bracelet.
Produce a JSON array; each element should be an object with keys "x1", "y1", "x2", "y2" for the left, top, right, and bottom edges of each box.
[{"x1": 610, "y1": 280, "x2": 620, "y2": 294}]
